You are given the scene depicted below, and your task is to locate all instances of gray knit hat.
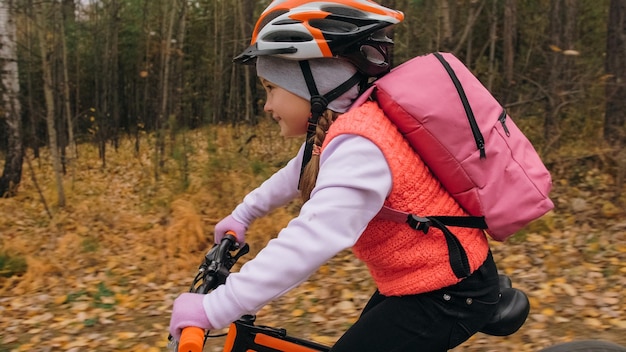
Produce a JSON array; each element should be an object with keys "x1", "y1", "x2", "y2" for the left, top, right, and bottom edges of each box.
[{"x1": 256, "y1": 56, "x2": 360, "y2": 113}]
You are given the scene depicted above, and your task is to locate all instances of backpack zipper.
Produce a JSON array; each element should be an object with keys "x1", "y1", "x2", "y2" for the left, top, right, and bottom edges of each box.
[
  {"x1": 498, "y1": 110, "x2": 511, "y2": 137},
  {"x1": 433, "y1": 52, "x2": 486, "y2": 159}
]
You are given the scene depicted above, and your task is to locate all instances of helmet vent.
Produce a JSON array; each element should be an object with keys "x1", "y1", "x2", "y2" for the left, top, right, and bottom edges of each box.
[
  {"x1": 263, "y1": 30, "x2": 313, "y2": 43},
  {"x1": 321, "y1": 6, "x2": 366, "y2": 18},
  {"x1": 274, "y1": 19, "x2": 303, "y2": 25},
  {"x1": 257, "y1": 9, "x2": 289, "y2": 33},
  {"x1": 309, "y1": 18, "x2": 358, "y2": 33}
]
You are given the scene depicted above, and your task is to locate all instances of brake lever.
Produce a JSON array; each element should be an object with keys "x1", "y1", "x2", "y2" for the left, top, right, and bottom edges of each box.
[
  {"x1": 168, "y1": 235, "x2": 249, "y2": 351},
  {"x1": 192, "y1": 240, "x2": 249, "y2": 294},
  {"x1": 227, "y1": 243, "x2": 250, "y2": 269}
]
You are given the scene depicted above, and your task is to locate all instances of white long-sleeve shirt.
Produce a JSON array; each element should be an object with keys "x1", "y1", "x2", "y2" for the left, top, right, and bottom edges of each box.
[{"x1": 202, "y1": 134, "x2": 393, "y2": 329}]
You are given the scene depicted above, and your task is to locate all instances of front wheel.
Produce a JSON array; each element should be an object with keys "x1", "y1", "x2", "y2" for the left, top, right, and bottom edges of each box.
[{"x1": 538, "y1": 340, "x2": 626, "y2": 352}]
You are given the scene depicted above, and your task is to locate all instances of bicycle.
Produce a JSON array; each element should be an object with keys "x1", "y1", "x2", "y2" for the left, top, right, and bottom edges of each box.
[{"x1": 168, "y1": 233, "x2": 626, "y2": 352}]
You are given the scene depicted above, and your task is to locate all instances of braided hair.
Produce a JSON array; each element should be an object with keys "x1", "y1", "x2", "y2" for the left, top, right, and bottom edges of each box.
[{"x1": 299, "y1": 109, "x2": 340, "y2": 202}]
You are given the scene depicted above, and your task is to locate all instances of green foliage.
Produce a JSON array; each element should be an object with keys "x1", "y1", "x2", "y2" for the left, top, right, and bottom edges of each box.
[
  {"x1": 0, "y1": 251, "x2": 28, "y2": 278},
  {"x1": 170, "y1": 122, "x2": 194, "y2": 191},
  {"x1": 81, "y1": 236, "x2": 99, "y2": 253},
  {"x1": 93, "y1": 282, "x2": 116, "y2": 309},
  {"x1": 64, "y1": 282, "x2": 116, "y2": 314},
  {"x1": 250, "y1": 159, "x2": 269, "y2": 177},
  {"x1": 66, "y1": 290, "x2": 88, "y2": 303}
]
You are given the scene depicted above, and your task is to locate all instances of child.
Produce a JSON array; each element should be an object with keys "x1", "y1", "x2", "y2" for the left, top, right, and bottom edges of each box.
[{"x1": 170, "y1": 1, "x2": 500, "y2": 351}]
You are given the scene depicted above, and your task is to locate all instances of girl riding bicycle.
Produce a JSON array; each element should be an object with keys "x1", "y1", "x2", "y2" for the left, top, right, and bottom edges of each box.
[{"x1": 170, "y1": 1, "x2": 501, "y2": 351}]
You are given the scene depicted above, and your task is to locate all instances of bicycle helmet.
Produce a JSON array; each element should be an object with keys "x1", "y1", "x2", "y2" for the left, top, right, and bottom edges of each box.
[
  {"x1": 233, "y1": 0, "x2": 404, "y2": 77},
  {"x1": 235, "y1": 1, "x2": 404, "y2": 189}
]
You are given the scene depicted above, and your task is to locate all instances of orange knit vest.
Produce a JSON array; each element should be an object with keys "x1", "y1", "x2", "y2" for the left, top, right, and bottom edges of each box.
[{"x1": 322, "y1": 101, "x2": 490, "y2": 296}]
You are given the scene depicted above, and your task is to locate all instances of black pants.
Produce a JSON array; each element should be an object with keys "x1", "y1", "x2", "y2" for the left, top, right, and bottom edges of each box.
[{"x1": 330, "y1": 252, "x2": 500, "y2": 352}]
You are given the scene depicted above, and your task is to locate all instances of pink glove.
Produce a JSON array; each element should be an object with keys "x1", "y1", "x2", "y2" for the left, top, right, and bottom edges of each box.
[
  {"x1": 214, "y1": 214, "x2": 247, "y2": 246},
  {"x1": 169, "y1": 293, "x2": 212, "y2": 341}
]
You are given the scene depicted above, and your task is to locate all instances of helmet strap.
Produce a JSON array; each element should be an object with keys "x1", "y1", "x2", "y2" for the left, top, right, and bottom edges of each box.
[{"x1": 297, "y1": 60, "x2": 363, "y2": 190}]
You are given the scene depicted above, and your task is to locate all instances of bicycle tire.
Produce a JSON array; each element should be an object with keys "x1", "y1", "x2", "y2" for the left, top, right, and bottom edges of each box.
[{"x1": 538, "y1": 340, "x2": 626, "y2": 352}]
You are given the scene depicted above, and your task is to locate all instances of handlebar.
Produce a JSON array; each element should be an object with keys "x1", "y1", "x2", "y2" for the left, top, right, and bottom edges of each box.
[
  {"x1": 178, "y1": 327, "x2": 205, "y2": 352},
  {"x1": 170, "y1": 231, "x2": 250, "y2": 352}
]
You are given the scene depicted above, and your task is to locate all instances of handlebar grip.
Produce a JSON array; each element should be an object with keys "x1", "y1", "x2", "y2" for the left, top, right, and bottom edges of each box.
[
  {"x1": 224, "y1": 230, "x2": 238, "y2": 242},
  {"x1": 178, "y1": 326, "x2": 204, "y2": 352}
]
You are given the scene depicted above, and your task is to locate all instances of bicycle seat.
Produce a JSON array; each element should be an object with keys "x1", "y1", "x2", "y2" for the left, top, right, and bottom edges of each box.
[{"x1": 479, "y1": 275, "x2": 530, "y2": 336}]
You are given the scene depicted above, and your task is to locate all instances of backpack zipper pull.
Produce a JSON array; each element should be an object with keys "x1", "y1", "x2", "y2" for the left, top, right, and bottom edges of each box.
[{"x1": 498, "y1": 110, "x2": 511, "y2": 137}]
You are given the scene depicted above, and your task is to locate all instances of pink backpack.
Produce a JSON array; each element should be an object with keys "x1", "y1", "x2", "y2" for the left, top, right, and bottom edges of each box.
[{"x1": 353, "y1": 52, "x2": 553, "y2": 243}]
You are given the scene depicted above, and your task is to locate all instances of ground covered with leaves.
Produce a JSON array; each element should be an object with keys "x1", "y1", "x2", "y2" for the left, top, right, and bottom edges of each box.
[{"x1": 1, "y1": 125, "x2": 625, "y2": 351}]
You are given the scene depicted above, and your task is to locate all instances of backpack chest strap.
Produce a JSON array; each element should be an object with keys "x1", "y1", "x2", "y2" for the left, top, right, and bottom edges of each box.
[{"x1": 375, "y1": 206, "x2": 487, "y2": 279}]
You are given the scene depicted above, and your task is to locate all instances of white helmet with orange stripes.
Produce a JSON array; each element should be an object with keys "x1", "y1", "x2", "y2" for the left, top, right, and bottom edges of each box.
[{"x1": 233, "y1": 0, "x2": 404, "y2": 77}]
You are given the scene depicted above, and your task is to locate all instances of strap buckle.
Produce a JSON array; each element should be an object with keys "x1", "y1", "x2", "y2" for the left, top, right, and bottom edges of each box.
[{"x1": 407, "y1": 215, "x2": 431, "y2": 234}]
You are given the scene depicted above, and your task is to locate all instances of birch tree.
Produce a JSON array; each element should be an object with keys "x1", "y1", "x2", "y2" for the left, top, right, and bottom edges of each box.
[{"x1": 0, "y1": 0, "x2": 23, "y2": 197}]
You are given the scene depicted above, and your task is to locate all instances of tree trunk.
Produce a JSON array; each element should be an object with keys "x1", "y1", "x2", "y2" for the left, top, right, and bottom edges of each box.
[
  {"x1": 23, "y1": 5, "x2": 39, "y2": 159},
  {"x1": 545, "y1": 0, "x2": 562, "y2": 150},
  {"x1": 452, "y1": 0, "x2": 485, "y2": 58},
  {"x1": 0, "y1": 0, "x2": 24, "y2": 197},
  {"x1": 605, "y1": 0, "x2": 626, "y2": 146},
  {"x1": 60, "y1": 13, "x2": 76, "y2": 162},
  {"x1": 171, "y1": 0, "x2": 187, "y2": 136},
  {"x1": 138, "y1": 0, "x2": 151, "y2": 153},
  {"x1": 503, "y1": 0, "x2": 518, "y2": 85},
  {"x1": 110, "y1": 0, "x2": 120, "y2": 150},
  {"x1": 175, "y1": 0, "x2": 188, "y2": 116},
  {"x1": 605, "y1": 0, "x2": 626, "y2": 203},
  {"x1": 487, "y1": 0, "x2": 498, "y2": 91},
  {"x1": 92, "y1": 0, "x2": 107, "y2": 167},
  {"x1": 239, "y1": 0, "x2": 253, "y2": 121},
  {"x1": 544, "y1": 0, "x2": 579, "y2": 152},
  {"x1": 35, "y1": 2, "x2": 66, "y2": 207},
  {"x1": 154, "y1": 0, "x2": 177, "y2": 179},
  {"x1": 438, "y1": 0, "x2": 452, "y2": 50},
  {"x1": 211, "y1": 0, "x2": 225, "y2": 123}
]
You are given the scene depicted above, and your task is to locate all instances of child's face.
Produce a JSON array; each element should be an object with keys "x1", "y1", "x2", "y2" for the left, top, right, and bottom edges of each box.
[{"x1": 260, "y1": 77, "x2": 311, "y2": 137}]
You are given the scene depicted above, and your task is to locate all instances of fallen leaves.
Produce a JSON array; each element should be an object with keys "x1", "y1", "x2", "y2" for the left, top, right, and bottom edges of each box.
[{"x1": 1, "y1": 133, "x2": 625, "y2": 352}]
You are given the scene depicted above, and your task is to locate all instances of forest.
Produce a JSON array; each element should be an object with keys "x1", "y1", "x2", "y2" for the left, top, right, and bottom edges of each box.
[
  {"x1": 0, "y1": 0, "x2": 625, "y2": 200},
  {"x1": 0, "y1": 0, "x2": 625, "y2": 351}
]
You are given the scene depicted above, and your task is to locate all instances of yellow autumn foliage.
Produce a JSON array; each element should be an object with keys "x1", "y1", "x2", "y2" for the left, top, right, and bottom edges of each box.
[{"x1": 0, "y1": 121, "x2": 624, "y2": 351}]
